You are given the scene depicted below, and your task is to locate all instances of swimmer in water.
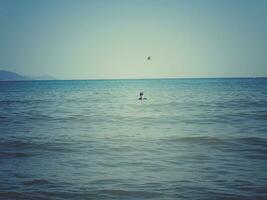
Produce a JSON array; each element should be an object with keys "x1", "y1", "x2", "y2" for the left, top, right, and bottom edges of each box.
[{"x1": 138, "y1": 92, "x2": 147, "y2": 100}]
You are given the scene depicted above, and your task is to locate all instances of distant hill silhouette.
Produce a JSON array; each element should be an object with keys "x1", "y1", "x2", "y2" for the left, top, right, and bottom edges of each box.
[
  {"x1": 0, "y1": 70, "x2": 56, "y2": 81},
  {"x1": 0, "y1": 70, "x2": 27, "y2": 81}
]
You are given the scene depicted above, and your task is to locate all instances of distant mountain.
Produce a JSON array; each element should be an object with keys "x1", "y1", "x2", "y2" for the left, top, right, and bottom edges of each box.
[
  {"x1": 0, "y1": 70, "x2": 56, "y2": 81},
  {"x1": 0, "y1": 70, "x2": 28, "y2": 81}
]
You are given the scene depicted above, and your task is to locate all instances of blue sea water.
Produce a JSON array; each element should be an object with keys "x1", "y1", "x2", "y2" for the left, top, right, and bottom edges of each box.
[{"x1": 0, "y1": 78, "x2": 267, "y2": 200}]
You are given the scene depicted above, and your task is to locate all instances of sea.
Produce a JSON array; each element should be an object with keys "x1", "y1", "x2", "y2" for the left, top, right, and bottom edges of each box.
[{"x1": 0, "y1": 78, "x2": 267, "y2": 200}]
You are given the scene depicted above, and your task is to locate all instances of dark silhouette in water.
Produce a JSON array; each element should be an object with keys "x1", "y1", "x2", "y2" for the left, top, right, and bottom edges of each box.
[
  {"x1": 139, "y1": 92, "x2": 147, "y2": 100},
  {"x1": 147, "y1": 56, "x2": 151, "y2": 60}
]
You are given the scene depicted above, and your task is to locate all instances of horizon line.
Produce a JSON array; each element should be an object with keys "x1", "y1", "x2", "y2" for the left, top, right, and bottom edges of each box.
[{"x1": 1, "y1": 76, "x2": 267, "y2": 82}]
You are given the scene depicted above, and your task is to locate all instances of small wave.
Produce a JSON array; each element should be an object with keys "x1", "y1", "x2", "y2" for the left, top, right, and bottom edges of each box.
[
  {"x1": 166, "y1": 135, "x2": 267, "y2": 147},
  {"x1": 23, "y1": 179, "x2": 51, "y2": 186},
  {"x1": 0, "y1": 140, "x2": 30, "y2": 148},
  {"x1": 234, "y1": 137, "x2": 267, "y2": 147},
  {"x1": 253, "y1": 186, "x2": 267, "y2": 194},
  {"x1": 0, "y1": 192, "x2": 25, "y2": 200},
  {"x1": 0, "y1": 99, "x2": 51, "y2": 105},
  {"x1": 97, "y1": 189, "x2": 161, "y2": 198},
  {"x1": 0, "y1": 152, "x2": 32, "y2": 159},
  {"x1": 0, "y1": 116, "x2": 9, "y2": 122},
  {"x1": 164, "y1": 136, "x2": 228, "y2": 146},
  {"x1": 0, "y1": 100, "x2": 21, "y2": 105},
  {"x1": 228, "y1": 137, "x2": 267, "y2": 160},
  {"x1": 0, "y1": 139, "x2": 74, "y2": 153}
]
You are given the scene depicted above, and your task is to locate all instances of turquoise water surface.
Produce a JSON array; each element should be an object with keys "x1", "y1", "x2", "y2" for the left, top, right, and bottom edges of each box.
[{"x1": 0, "y1": 78, "x2": 267, "y2": 199}]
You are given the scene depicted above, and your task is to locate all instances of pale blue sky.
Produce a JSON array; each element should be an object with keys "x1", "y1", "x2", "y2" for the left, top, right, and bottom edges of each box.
[{"x1": 0, "y1": 0, "x2": 266, "y2": 79}]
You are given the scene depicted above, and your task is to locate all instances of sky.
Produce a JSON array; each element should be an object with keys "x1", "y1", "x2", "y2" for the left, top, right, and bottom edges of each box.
[{"x1": 0, "y1": 0, "x2": 266, "y2": 79}]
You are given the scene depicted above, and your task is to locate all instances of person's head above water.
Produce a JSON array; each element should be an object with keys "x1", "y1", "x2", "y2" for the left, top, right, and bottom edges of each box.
[
  {"x1": 139, "y1": 92, "x2": 147, "y2": 100},
  {"x1": 139, "y1": 92, "x2": 145, "y2": 100}
]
